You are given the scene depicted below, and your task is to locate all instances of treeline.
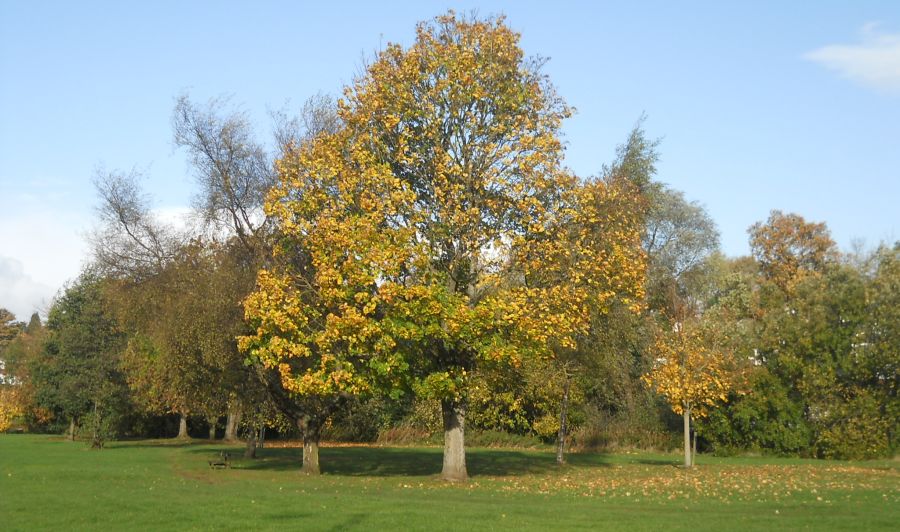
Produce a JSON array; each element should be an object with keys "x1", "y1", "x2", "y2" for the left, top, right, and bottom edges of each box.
[{"x1": 0, "y1": 13, "x2": 896, "y2": 475}]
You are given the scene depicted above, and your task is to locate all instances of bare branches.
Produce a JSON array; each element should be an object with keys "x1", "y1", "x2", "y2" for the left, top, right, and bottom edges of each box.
[
  {"x1": 173, "y1": 94, "x2": 274, "y2": 252},
  {"x1": 90, "y1": 170, "x2": 182, "y2": 280},
  {"x1": 271, "y1": 93, "x2": 341, "y2": 157}
]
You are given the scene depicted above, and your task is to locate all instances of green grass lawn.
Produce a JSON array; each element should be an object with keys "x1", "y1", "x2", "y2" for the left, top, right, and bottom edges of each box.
[{"x1": 0, "y1": 435, "x2": 897, "y2": 531}]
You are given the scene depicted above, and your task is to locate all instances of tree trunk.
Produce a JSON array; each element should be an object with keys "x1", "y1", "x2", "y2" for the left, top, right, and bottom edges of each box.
[
  {"x1": 68, "y1": 419, "x2": 76, "y2": 442},
  {"x1": 556, "y1": 373, "x2": 571, "y2": 465},
  {"x1": 299, "y1": 416, "x2": 321, "y2": 475},
  {"x1": 258, "y1": 425, "x2": 265, "y2": 449},
  {"x1": 244, "y1": 428, "x2": 257, "y2": 459},
  {"x1": 224, "y1": 409, "x2": 241, "y2": 442},
  {"x1": 177, "y1": 413, "x2": 189, "y2": 439},
  {"x1": 441, "y1": 399, "x2": 468, "y2": 481},
  {"x1": 683, "y1": 405, "x2": 692, "y2": 468},
  {"x1": 692, "y1": 428, "x2": 698, "y2": 466},
  {"x1": 207, "y1": 416, "x2": 217, "y2": 440},
  {"x1": 91, "y1": 402, "x2": 101, "y2": 449}
]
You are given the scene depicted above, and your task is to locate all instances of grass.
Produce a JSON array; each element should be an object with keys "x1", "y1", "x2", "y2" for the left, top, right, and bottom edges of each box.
[{"x1": 0, "y1": 434, "x2": 897, "y2": 531}]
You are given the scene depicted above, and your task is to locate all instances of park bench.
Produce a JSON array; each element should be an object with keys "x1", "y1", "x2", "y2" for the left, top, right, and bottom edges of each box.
[{"x1": 208, "y1": 451, "x2": 230, "y2": 469}]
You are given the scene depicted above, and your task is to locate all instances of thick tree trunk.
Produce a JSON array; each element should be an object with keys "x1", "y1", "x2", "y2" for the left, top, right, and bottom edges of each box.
[
  {"x1": 556, "y1": 374, "x2": 571, "y2": 465},
  {"x1": 299, "y1": 416, "x2": 321, "y2": 475},
  {"x1": 441, "y1": 399, "x2": 468, "y2": 481},
  {"x1": 207, "y1": 416, "x2": 217, "y2": 440},
  {"x1": 683, "y1": 405, "x2": 692, "y2": 468},
  {"x1": 224, "y1": 410, "x2": 241, "y2": 442},
  {"x1": 177, "y1": 413, "x2": 189, "y2": 439}
]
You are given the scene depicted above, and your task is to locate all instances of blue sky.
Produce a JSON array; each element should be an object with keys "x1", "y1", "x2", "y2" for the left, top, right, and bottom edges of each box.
[{"x1": 1, "y1": 1, "x2": 899, "y2": 319}]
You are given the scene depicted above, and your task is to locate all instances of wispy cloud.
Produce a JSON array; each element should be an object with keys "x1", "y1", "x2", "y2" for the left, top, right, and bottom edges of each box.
[{"x1": 804, "y1": 23, "x2": 900, "y2": 93}]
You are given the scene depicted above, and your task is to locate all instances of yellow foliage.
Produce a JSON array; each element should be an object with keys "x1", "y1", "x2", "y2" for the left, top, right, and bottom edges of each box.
[
  {"x1": 0, "y1": 386, "x2": 25, "y2": 432},
  {"x1": 239, "y1": 12, "x2": 647, "y2": 406},
  {"x1": 641, "y1": 324, "x2": 734, "y2": 417}
]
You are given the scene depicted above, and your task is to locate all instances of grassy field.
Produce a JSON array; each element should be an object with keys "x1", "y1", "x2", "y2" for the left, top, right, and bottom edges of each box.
[{"x1": 0, "y1": 435, "x2": 897, "y2": 531}]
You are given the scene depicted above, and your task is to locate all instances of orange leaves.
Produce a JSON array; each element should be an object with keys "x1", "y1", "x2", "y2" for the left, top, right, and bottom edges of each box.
[{"x1": 749, "y1": 210, "x2": 837, "y2": 293}]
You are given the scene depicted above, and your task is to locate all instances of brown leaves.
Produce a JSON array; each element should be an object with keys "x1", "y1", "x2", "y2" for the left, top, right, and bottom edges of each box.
[{"x1": 749, "y1": 210, "x2": 837, "y2": 293}]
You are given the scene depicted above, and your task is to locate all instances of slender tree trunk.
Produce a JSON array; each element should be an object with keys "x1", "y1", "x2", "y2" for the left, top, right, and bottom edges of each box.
[
  {"x1": 441, "y1": 399, "x2": 468, "y2": 481},
  {"x1": 68, "y1": 419, "x2": 76, "y2": 441},
  {"x1": 556, "y1": 373, "x2": 571, "y2": 465},
  {"x1": 224, "y1": 409, "x2": 241, "y2": 442},
  {"x1": 692, "y1": 428, "x2": 697, "y2": 466},
  {"x1": 244, "y1": 427, "x2": 257, "y2": 459},
  {"x1": 91, "y1": 402, "x2": 101, "y2": 449},
  {"x1": 258, "y1": 425, "x2": 265, "y2": 449},
  {"x1": 207, "y1": 416, "x2": 217, "y2": 440},
  {"x1": 177, "y1": 413, "x2": 189, "y2": 439},
  {"x1": 683, "y1": 405, "x2": 692, "y2": 468},
  {"x1": 299, "y1": 416, "x2": 321, "y2": 475}
]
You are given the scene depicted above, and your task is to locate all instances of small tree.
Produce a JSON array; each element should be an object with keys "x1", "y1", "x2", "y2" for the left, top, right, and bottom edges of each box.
[{"x1": 642, "y1": 322, "x2": 733, "y2": 467}]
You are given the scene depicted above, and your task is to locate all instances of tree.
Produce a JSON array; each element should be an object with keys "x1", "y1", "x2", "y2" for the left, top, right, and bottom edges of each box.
[
  {"x1": 754, "y1": 259, "x2": 892, "y2": 459},
  {"x1": 115, "y1": 240, "x2": 262, "y2": 441},
  {"x1": 90, "y1": 170, "x2": 182, "y2": 281},
  {"x1": 0, "y1": 386, "x2": 24, "y2": 432},
  {"x1": 515, "y1": 176, "x2": 647, "y2": 463},
  {"x1": 859, "y1": 244, "x2": 900, "y2": 450},
  {"x1": 29, "y1": 272, "x2": 129, "y2": 446},
  {"x1": 749, "y1": 210, "x2": 836, "y2": 293},
  {"x1": 172, "y1": 94, "x2": 275, "y2": 258},
  {"x1": 174, "y1": 93, "x2": 341, "y2": 444},
  {"x1": 0, "y1": 309, "x2": 27, "y2": 432},
  {"x1": 0, "y1": 308, "x2": 23, "y2": 347},
  {"x1": 642, "y1": 321, "x2": 734, "y2": 467},
  {"x1": 242, "y1": 11, "x2": 574, "y2": 480},
  {"x1": 25, "y1": 313, "x2": 41, "y2": 335},
  {"x1": 0, "y1": 311, "x2": 45, "y2": 432},
  {"x1": 94, "y1": 94, "x2": 336, "y2": 447},
  {"x1": 643, "y1": 187, "x2": 720, "y2": 315}
]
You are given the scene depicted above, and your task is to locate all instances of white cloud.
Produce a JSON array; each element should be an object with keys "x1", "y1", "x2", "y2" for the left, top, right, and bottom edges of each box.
[
  {"x1": 0, "y1": 193, "x2": 92, "y2": 319},
  {"x1": 0, "y1": 256, "x2": 54, "y2": 321},
  {"x1": 804, "y1": 23, "x2": 900, "y2": 93}
]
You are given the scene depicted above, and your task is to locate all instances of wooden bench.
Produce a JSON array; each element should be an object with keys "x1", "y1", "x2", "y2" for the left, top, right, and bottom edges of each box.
[{"x1": 208, "y1": 451, "x2": 230, "y2": 469}]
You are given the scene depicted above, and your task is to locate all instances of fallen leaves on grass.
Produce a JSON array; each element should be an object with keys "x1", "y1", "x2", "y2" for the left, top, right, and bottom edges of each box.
[{"x1": 489, "y1": 463, "x2": 899, "y2": 505}]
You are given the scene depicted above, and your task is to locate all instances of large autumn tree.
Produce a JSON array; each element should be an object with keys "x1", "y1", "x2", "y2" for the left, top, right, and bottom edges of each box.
[{"x1": 242, "y1": 12, "x2": 579, "y2": 480}]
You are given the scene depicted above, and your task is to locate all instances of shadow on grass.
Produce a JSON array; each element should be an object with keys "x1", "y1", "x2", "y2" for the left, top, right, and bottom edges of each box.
[
  {"x1": 204, "y1": 446, "x2": 619, "y2": 477},
  {"x1": 634, "y1": 457, "x2": 680, "y2": 466},
  {"x1": 106, "y1": 438, "x2": 243, "y2": 450}
]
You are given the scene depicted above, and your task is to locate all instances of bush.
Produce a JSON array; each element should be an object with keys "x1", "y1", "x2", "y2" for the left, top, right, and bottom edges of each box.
[{"x1": 816, "y1": 390, "x2": 892, "y2": 460}]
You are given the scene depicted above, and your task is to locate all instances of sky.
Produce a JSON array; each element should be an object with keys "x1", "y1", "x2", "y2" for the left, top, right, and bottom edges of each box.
[{"x1": 1, "y1": 0, "x2": 899, "y2": 320}]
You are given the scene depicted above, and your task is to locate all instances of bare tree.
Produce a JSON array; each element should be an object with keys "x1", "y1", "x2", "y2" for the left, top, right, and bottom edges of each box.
[
  {"x1": 173, "y1": 95, "x2": 274, "y2": 254},
  {"x1": 90, "y1": 170, "x2": 182, "y2": 280},
  {"x1": 172, "y1": 93, "x2": 340, "y2": 257}
]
